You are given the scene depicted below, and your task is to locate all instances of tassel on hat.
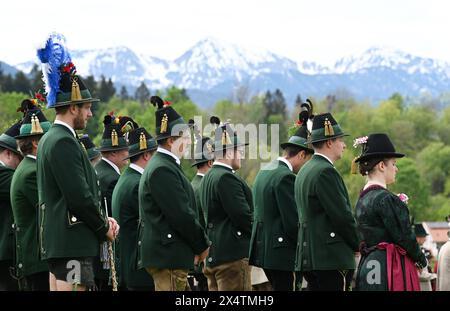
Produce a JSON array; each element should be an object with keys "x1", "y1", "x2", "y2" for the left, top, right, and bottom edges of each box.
[
  {"x1": 324, "y1": 118, "x2": 334, "y2": 136},
  {"x1": 31, "y1": 114, "x2": 43, "y2": 134},
  {"x1": 222, "y1": 130, "x2": 232, "y2": 145},
  {"x1": 71, "y1": 77, "x2": 82, "y2": 101},
  {"x1": 111, "y1": 129, "x2": 119, "y2": 146},
  {"x1": 139, "y1": 132, "x2": 147, "y2": 150},
  {"x1": 160, "y1": 114, "x2": 168, "y2": 133}
]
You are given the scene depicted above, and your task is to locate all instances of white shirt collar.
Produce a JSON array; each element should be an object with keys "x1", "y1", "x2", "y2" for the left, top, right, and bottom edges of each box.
[
  {"x1": 26, "y1": 155, "x2": 37, "y2": 160},
  {"x1": 0, "y1": 160, "x2": 5, "y2": 166},
  {"x1": 129, "y1": 163, "x2": 144, "y2": 175},
  {"x1": 102, "y1": 157, "x2": 121, "y2": 175},
  {"x1": 213, "y1": 161, "x2": 235, "y2": 173},
  {"x1": 54, "y1": 120, "x2": 76, "y2": 138},
  {"x1": 314, "y1": 152, "x2": 334, "y2": 165},
  {"x1": 157, "y1": 146, "x2": 181, "y2": 165},
  {"x1": 277, "y1": 157, "x2": 293, "y2": 172},
  {"x1": 196, "y1": 173, "x2": 205, "y2": 177}
]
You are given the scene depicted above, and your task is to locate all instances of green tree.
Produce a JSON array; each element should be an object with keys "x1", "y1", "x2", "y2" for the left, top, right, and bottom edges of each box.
[
  {"x1": 119, "y1": 86, "x2": 129, "y2": 101},
  {"x1": 98, "y1": 76, "x2": 116, "y2": 102},
  {"x1": 134, "y1": 82, "x2": 150, "y2": 107},
  {"x1": 389, "y1": 158, "x2": 430, "y2": 221},
  {"x1": 12, "y1": 71, "x2": 31, "y2": 94}
]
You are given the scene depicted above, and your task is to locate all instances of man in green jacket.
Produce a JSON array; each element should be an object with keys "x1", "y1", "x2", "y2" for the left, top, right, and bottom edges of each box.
[
  {"x1": 294, "y1": 112, "x2": 359, "y2": 291},
  {"x1": 189, "y1": 122, "x2": 214, "y2": 291},
  {"x1": 138, "y1": 96, "x2": 209, "y2": 291},
  {"x1": 199, "y1": 122, "x2": 253, "y2": 291},
  {"x1": 249, "y1": 121, "x2": 313, "y2": 291},
  {"x1": 112, "y1": 126, "x2": 157, "y2": 291},
  {"x1": 94, "y1": 115, "x2": 131, "y2": 290},
  {"x1": 0, "y1": 121, "x2": 23, "y2": 291},
  {"x1": 11, "y1": 106, "x2": 51, "y2": 291},
  {"x1": 36, "y1": 39, "x2": 118, "y2": 291}
]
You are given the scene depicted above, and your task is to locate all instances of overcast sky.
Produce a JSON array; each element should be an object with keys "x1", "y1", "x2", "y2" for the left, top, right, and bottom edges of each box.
[{"x1": 1, "y1": 0, "x2": 449, "y2": 66}]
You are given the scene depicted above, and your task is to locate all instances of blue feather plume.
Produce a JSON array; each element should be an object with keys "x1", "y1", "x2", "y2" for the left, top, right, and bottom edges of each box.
[{"x1": 36, "y1": 33, "x2": 72, "y2": 108}]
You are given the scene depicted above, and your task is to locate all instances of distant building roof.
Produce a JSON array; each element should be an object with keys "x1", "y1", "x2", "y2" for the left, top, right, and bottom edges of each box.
[
  {"x1": 425, "y1": 222, "x2": 450, "y2": 229},
  {"x1": 424, "y1": 222, "x2": 450, "y2": 244}
]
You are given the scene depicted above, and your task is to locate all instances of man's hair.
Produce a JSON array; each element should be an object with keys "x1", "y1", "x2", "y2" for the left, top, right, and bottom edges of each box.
[
  {"x1": 0, "y1": 146, "x2": 5, "y2": 154},
  {"x1": 55, "y1": 103, "x2": 84, "y2": 115},
  {"x1": 130, "y1": 150, "x2": 155, "y2": 164},
  {"x1": 196, "y1": 160, "x2": 211, "y2": 170},
  {"x1": 312, "y1": 138, "x2": 337, "y2": 150},
  {"x1": 18, "y1": 137, "x2": 39, "y2": 156},
  {"x1": 283, "y1": 145, "x2": 313, "y2": 158},
  {"x1": 157, "y1": 136, "x2": 180, "y2": 146}
]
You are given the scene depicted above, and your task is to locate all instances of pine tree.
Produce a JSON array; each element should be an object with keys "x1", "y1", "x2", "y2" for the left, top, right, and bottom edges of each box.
[
  {"x1": 83, "y1": 75, "x2": 98, "y2": 99},
  {"x1": 134, "y1": 82, "x2": 150, "y2": 107},
  {"x1": 29, "y1": 64, "x2": 44, "y2": 92},
  {"x1": 13, "y1": 71, "x2": 31, "y2": 93},
  {"x1": 119, "y1": 86, "x2": 129, "y2": 100},
  {"x1": 295, "y1": 94, "x2": 302, "y2": 107},
  {"x1": 98, "y1": 76, "x2": 116, "y2": 102}
]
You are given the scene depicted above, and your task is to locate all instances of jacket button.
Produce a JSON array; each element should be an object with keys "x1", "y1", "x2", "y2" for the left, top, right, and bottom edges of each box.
[
  {"x1": 41, "y1": 205, "x2": 45, "y2": 210},
  {"x1": 71, "y1": 216, "x2": 77, "y2": 222},
  {"x1": 208, "y1": 240, "x2": 212, "y2": 246},
  {"x1": 138, "y1": 241, "x2": 141, "y2": 246},
  {"x1": 330, "y1": 232, "x2": 336, "y2": 238},
  {"x1": 237, "y1": 231, "x2": 242, "y2": 236},
  {"x1": 18, "y1": 263, "x2": 23, "y2": 268},
  {"x1": 207, "y1": 223, "x2": 213, "y2": 229},
  {"x1": 167, "y1": 234, "x2": 172, "y2": 238},
  {"x1": 303, "y1": 242, "x2": 307, "y2": 247},
  {"x1": 278, "y1": 237, "x2": 283, "y2": 242},
  {"x1": 208, "y1": 257, "x2": 213, "y2": 263}
]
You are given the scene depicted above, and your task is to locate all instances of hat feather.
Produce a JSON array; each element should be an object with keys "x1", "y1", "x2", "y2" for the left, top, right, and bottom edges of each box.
[
  {"x1": 150, "y1": 96, "x2": 164, "y2": 109},
  {"x1": 36, "y1": 33, "x2": 72, "y2": 108}
]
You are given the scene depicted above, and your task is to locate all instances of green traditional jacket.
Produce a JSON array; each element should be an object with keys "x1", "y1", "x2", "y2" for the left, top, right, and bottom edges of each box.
[
  {"x1": 112, "y1": 165, "x2": 153, "y2": 288},
  {"x1": 199, "y1": 163, "x2": 253, "y2": 268},
  {"x1": 294, "y1": 154, "x2": 359, "y2": 271},
  {"x1": 137, "y1": 151, "x2": 208, "y2": 270},
  {"x1": 355, "y1": 186, "x2": 427, "y2": 291},
  {"x1": 191, "y1": 173, "x2": 206, "y2": 228},
  {"x1": 249, "y1": 159, "x2": 298, "y2": 271},
  {"x1": 10, "y1": 156, "x2": 48, "y2": 277},
  {"x1": 0, "y1": 162, "x2": 14, "y2": 262},
  {"x1": 95, "y1": 159, "x2": 120, "y2": 217},
  {"x1": 37, "y1": 124, "x2": 109, "y2": 259}
]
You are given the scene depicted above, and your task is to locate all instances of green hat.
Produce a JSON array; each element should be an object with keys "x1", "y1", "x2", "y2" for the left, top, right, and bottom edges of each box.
[
  {"x1": 15, "y1": 108, "x2": 51, "y2": 139},
  {"x1": 281, "y1": 125, "x2": 313, "y2": 152},
  {"x1": 79, "y1": 134, "x2": 101, "y2": 161},
  {"x1": 124, "y1": 127, "x2": 157, "y2": 160},
  {"x1": 37, "y1": 33, "x2": 99, "y2": 108},
  {"x1": 97, "y1": 114, "x2": 129, "y2": 152},
  {"x1": 192, "y1": 137, "x2": 214, "y2": 167},
  {"x1": 0, "y1": 121, "x2": 22, "y2": 155},
  {"x1": 213, "y1": 118, "x2": 248, "y2": 152},
  {"x1": 281, "y1": 102, "x2": 314, "y2": 152},
  {"x1": 310, "y1": 112, "x2": 349, "y2": 143},
  {"x1": 151, "y1": 96, "x2": 189, "y2": 141}
]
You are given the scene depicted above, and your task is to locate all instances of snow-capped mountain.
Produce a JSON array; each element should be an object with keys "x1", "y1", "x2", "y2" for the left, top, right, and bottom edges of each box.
[
  {"x1": 8, "y1": 38, "x2": 450, "y2": 107},
  {"x1": 332, "y1": 46, "x2": 450, "y2": 77},
  {"x1": 168, "y1": 37, "x2": 298, "y2": 89}
]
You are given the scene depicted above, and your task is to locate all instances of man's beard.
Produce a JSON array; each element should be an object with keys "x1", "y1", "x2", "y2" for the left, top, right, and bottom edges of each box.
[{"x1": 73, "y1": 112, "x2": 86, "y2": 130}]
